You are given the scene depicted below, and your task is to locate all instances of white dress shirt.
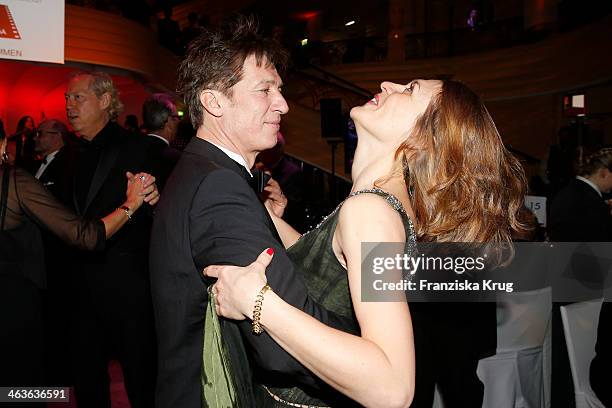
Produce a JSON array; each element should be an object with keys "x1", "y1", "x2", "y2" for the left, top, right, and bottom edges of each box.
[
  {"x1": 208, "y1": 141, "x2": 253, "y2": 177},
  {"x1": 576, "y1": 176, "x2": 602, "y2": 198},
  {"x1": 146, "y1": 133, "x2": 170, "y2": 146}
]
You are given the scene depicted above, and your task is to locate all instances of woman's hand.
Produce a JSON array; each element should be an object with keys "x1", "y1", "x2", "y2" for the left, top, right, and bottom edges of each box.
[
  {"x1": 262, "y1": 176, "x2": 287, "y2": 218},
  {"x1": 203, "y1": 248, "x2": 274, "y2": 320},
  {"x1": 124, "y1": 172, "x2": 159, "y2": 211}
]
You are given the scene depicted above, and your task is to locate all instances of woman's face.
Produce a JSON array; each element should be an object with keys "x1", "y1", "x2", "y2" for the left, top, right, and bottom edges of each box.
[
  {"x1": 351, "y1": 79, "x2": 441, "y2": 143},
  {"x1": 24, "y1": 117, "x2": 35, "y2": 130}
]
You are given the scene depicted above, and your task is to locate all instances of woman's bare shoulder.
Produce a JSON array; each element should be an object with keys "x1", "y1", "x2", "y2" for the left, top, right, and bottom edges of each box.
[{"x1": 337, "y1": 193, "x2": 406, "y2": 242}]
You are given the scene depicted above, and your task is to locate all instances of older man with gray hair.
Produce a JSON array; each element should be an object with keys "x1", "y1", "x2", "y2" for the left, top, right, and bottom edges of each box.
[{"x1": 63, "y1": 71, "x2": 160, "y2": 408}]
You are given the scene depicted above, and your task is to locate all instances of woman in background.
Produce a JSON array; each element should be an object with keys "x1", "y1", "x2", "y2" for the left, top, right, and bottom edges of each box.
[
  {"x1": 10, "y1": 115, "x2": 37, "y2": 168},
  {"x1": 0, "y1": 132, "x2": 159, "y2": 388}
]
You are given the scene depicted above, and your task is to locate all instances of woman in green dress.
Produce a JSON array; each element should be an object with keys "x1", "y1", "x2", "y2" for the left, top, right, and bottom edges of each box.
[{"x1": 205, "y1": 78, "x2": 527, "y2": 407}]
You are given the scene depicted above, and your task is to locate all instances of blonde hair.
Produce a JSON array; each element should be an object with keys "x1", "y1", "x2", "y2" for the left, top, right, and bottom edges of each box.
[{"x1": 71, "y1": 71, "x2": 124, "y2": 120}]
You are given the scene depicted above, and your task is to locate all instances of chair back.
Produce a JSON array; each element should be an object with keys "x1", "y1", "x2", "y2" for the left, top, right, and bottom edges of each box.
[
  {"x1": 560, "y1": 299, "x2": 605, "y2": 408},
  {"x1": 496, "y1": 287, "x2": 552, "y2": 352}
]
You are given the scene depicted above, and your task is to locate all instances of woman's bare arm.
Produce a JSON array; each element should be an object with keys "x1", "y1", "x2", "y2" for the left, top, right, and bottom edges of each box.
[{"x1": 206, "y1": 194, "x2": 415, "y2": 407}]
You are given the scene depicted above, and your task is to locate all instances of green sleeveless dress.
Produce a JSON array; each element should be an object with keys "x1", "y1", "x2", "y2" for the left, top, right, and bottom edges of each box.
[{"x1": 202, "y1": 188, "x2": 416, "y2": 407}]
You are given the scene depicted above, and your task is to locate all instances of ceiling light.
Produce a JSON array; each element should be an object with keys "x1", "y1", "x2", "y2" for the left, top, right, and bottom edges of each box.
[{"x1": 345, "y1": 20, "x2": 355, "y2": 26}]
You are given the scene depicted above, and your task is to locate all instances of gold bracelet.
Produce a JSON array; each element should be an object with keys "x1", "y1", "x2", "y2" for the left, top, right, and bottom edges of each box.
[
  {"x1": 119, "y1": 205, "x2": 133, "y2": 221},
  {"x1": 252, "y1": 284, "x2": 272, "y2": 335}
]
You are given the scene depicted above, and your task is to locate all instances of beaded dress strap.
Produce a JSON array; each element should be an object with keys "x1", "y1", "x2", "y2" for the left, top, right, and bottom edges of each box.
[
  {"x1": 347, "y1": 188, "x2": 417, "y2": 250},
  {"x1": 301, "y1": 188, "x2": 414, "y2": 240},
  {"x1": 347, "y1": 187, "x2": 407, "y2": 215}
]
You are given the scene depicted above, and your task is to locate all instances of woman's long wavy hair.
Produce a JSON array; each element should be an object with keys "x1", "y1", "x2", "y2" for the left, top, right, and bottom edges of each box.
[
  {"x1": 16, "y1": 116, "x2": 34, "y2": 134},
  {"x1": 397, "y1": 80, "x2": 528, "y2": 244}
]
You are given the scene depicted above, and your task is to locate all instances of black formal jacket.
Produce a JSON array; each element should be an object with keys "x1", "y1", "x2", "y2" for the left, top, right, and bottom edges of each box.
[
  {"x1": 35, "y1": 147, "x2": 67, "y2": 200},
  {"x1": 549, "y1": 178, "x2": 612, "y2": 242},
  {"x1": 62, "y1": 122, "x2": 156, "y2": 287},
  {"x1": 150, "y1": 138, "x2": 355, "y2": 408},
  {"x1": 142, "y1": 134, "x2": 181, "y2": 192}
]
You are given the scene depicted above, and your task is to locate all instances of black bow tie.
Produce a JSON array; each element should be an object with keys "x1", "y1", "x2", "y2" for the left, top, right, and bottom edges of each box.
[
  {"x1": 242, "y1": 167, "x2": 270, "y2": 193},
  {"x1": 41, "y1": 156, "x2": 48, "y2": 165}
]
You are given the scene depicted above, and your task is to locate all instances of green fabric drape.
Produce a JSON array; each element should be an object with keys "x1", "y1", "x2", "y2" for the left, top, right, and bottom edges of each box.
[{"x1": 201, "y1": 291, "x2": 240, "y2": 408}]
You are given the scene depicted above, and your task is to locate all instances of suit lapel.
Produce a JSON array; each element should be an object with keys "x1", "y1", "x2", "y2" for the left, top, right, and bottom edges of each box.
[
  {"x1": 39, "y1": 148, "x2": 62, "y2": 184},
  {"x1": 187, "y1": 138, "x2": 246, "y2": 180},
  {"x1": 188, "y1": 138, "x2": 283, "y2": 243},
  {"x1": 83, "y1": 137, "x2": 121, "y2": 214}
]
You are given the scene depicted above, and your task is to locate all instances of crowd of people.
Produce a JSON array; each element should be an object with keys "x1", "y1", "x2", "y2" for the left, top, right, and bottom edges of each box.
[
  {"x1": 66, "y1": 0, "x2": 209, "y2": 55},
  {"x1": 0, "y1": 13, "x2": 610, "y2": 408}
]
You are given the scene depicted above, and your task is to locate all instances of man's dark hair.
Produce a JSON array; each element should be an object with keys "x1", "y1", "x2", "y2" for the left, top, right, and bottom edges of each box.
[
  {"x1": 124, "y1": 114, "x2": 139, "y2": 131},
  {"x1": 39, "y1": 119, "x2": 69, "y2": 143},
  {"x1": 142, "y1": 93, "x2": 176, "y2": 132},
  {"x1": 177, "y1": 14, "x2": 288, "y2": 128}
]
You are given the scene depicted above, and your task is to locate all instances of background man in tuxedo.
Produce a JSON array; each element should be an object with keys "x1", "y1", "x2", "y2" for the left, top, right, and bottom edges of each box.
[
  {"x1": 548, "y1": 147, "x2": 612, "y2": 407},
  {"x1": 64, "y1": 71, "x2": 159, "y2": 408},
  {"x1": 141, "y1": 93, "x2": 181, "y2": 190},
  {"x1": 33, "y1": 119, "x2": 67, "y2": 196},
  {"x1": 31, "y1": 118, "x2": 72, "y2": 385},
  {"x1": 150, "y1": 16, "x2": 355, "y2": 408}
]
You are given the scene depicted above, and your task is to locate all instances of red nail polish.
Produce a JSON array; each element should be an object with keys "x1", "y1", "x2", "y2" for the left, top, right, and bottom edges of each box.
[{"x1": 266, "y1": 248, "x2": 274, "y2": 256}]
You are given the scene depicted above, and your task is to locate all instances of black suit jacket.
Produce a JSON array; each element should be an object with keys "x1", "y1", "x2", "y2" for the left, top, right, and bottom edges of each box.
[
  {"x1": 142, "y1": 134, "x2": 181, "y2": 191},
  {"x1": 36, "y1": 147, "x2": 67, "y2": 200},
  {"x1": 549, "y1": 178, "x2": 612, "y2": 242},
  {"x1": 150, "y1": 138, "x2": 355, "y2": 408},
  {"x1": 63, "y1": 122, "x2": 156, "y2": 284}
]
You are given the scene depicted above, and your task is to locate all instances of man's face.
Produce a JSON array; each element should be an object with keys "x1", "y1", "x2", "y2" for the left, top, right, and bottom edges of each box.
[
  {"x1": 34, "y1": 122, "x2": 62, "y2": 155},
  {"x1": 65, "y1": 75, "x2": 109, "y2": 140},
  {"x1": 217, "y1": 55, "x2": 289, "y2": 157}
]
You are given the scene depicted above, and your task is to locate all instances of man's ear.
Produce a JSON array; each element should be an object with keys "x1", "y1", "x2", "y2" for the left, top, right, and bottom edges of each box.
[
  {"x1": 200, "y1": 90, "x2": 223, "y2": 118},
  {"x1": 598, "y1": 167, "x2": 608, "y2": 179},
  {"x1": 99, "y1": 92, "x2": 111, "y2": 111}
]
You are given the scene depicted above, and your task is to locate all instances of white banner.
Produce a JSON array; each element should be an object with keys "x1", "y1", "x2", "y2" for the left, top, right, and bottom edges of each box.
[{"x1": 0, "y1": 0, "x2": 64, "y2": 64}]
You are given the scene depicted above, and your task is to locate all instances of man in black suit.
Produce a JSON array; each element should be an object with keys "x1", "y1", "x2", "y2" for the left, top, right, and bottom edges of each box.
[
  {"x1": 32, "y1": 119, "x2": 67, "y2": 198},
  {"x1": 548, "y1": 148, "x2": 612, "y2": 408},
  {"x1": 64, "y1": 71, "x2": 160, "y2": 408},
  {"x1": 549, "y1": 176, "x2": 612, "y2": 242},
  {"x1": 150, "y1": 17, "x2": 355, "y2": 408},
  {"x1": 141, "y1": 93, "x2": 181, "y2": 190},
  {"x1": 32, "y1": 118, "x2": 73, "y2": 385}
]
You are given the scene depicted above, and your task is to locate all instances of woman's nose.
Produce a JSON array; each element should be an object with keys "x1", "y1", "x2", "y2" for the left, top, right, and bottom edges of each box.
[{"x1": 380, "y1": 81, "x2": 402, "y2": 94}]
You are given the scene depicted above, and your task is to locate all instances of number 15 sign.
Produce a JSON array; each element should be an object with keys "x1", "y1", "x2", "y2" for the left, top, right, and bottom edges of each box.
[{"x1": 525, "y1": 195, "x2": 547, "y2": 227}]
